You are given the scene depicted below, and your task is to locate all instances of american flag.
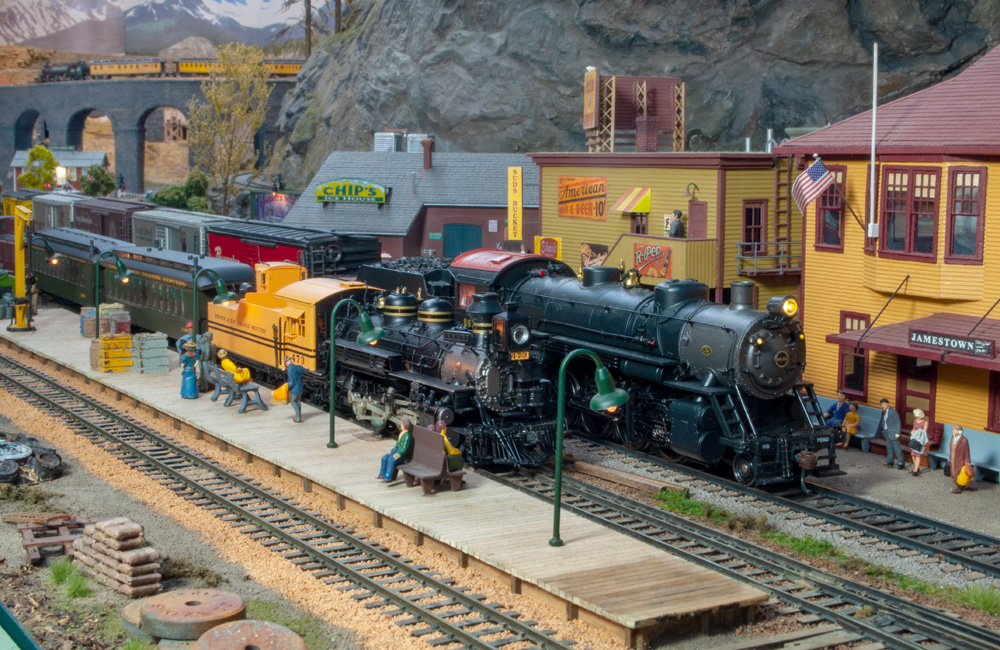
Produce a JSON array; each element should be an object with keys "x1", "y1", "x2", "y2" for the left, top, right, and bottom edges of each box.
[{"x1": 792, "y1": 158, "x2": 835, "y2": 214}]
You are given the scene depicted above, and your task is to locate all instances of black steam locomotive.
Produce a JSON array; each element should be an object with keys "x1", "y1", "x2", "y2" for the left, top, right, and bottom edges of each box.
[{"x1": 343, "y1": 250, "x2": 837, "y2": 487}]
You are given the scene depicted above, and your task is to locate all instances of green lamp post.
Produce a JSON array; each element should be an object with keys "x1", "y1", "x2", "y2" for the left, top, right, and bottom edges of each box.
[
  {"x1": 190, "y1": 265, "x2": 238, "y2": 387},
  {"x1": 328, "y1": 297, "x2": 384, "y2": 449},
  {"x1": 550, "y1": 348, "x2": 629, "y2": 547},
  {"x1": 93, "y1": 249, "x2": 134, "y2": 339}
]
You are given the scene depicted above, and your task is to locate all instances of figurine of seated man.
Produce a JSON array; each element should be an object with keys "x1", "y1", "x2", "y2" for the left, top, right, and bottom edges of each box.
[
  {"x1": 217, "y1": 349, "x2": 252, "y2": 384},
  {"x1": 378, "y1": 418, "x2": 414, "y2": 481}
]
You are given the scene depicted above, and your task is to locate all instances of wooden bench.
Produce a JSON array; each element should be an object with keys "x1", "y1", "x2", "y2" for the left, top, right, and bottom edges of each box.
[
  {"x1": 399, "y1": 426, "x2": 465, "y2": 495},
  {"x1": 204, "y1": 362, "x2": 268, "y2": 414},
  {"x1": 926, "y1": 424, "x2": 1000, "y2": 482}
]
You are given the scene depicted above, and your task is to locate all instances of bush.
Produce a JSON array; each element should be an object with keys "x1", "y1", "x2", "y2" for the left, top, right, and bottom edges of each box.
[
  {"x1": 183, "y1": 169, "x2": 209, "y2": 200},
  {"x1": 186, "y1": 195, "x2": 213, "y2": 214},
  {"x1": 81, "y1": 165, "x2": 117, "y2": 196},
  {"x1": 148, "y1": 184, "x2": 186, "y2": 209}
]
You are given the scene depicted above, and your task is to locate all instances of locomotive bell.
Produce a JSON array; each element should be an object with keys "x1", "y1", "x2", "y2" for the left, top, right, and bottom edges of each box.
[
  {"x1": 418, "y1": 298, "x2": 453, "y2": 328},
  {"x1": 381, "y1": 291, "x2": 417, "y2": 324}
]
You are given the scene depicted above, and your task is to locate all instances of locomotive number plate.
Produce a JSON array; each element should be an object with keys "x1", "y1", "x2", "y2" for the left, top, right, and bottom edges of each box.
[{"x1": 510, "y1": 351, "x2": 530, "y2": 361}]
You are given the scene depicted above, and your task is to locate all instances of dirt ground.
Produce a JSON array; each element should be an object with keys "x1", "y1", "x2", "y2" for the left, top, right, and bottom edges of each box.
[{"x1": 0, "y1": 413, "x2": 363, "y2": 650}]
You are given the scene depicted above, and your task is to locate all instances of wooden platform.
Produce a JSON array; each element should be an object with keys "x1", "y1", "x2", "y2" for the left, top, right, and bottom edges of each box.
[{"x1": 1, "y1": 307, "x2": 767, "y2": 648}]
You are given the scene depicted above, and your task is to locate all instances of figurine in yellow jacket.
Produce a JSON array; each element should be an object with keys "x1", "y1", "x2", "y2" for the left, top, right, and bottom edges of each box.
[
  {"x1": 217, "y1": 349, "x2": 251, "y2": 384},
  {"x1": 435, "y1": 421, "x2": 463, "y2": 471}
]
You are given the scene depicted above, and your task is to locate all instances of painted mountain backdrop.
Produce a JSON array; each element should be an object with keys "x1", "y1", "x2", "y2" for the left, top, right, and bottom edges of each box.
[{"x1": 0, "y1": 0, "x2": 319, "y2": 54}]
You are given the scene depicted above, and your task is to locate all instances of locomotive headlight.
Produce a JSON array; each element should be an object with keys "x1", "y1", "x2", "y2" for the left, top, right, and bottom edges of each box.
[
  {"x1": 767, "y1": 295, "x2": 798, "y2": 319},
  {"x1": 512, "y1": 323, "x2": 530, "y2": 346}
]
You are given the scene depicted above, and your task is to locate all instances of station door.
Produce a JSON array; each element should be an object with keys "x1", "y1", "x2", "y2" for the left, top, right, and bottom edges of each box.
[{"x1": 443, "y1": 224, "x2": 482, "y2": 258}]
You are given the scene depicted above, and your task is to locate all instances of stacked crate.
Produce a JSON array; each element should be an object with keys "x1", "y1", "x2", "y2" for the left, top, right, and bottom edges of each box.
[
  {"x1": 80, "y1": 307, "x2": 97, "y2": 338},
  {"x1": 99, "y1": 304, "x2": 130, "y2": 337},
  {"x1": 72, "y1": 517, "x2": 162, "y2": 598},
  {"x1": 131, "y1": 333, "x2": 169, "y2": 374},
  {"x1": 91, "y1": 335, "x2": 134, "y2": 372}
]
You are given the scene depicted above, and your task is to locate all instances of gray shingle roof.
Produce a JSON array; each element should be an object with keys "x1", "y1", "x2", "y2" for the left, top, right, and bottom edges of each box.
[
  {"x1": 11, "y1": 150, "x2": 108, "y2": 168},
  {"x1": 283, "y1": 152, "x2": 540, "y2": 236}
]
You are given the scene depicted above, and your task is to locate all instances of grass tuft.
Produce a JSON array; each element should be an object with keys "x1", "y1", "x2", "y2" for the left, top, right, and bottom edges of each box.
[
  {"x1": 45, "y1": 557, "x2": 76, "y2": 585},
  {"x1": 247, "y1": 599, "x2": 337, "y2": 649},
  {"x1": 762, "y1": 531, "x2": 839, "y2": 558},
  {"x1": 656, "y1": 489, "x2": 732, "y2": 524},
  {"x1": 953, "y1": 584, "x2": 1000, "y2": 616},
  {"x1": 122, "y1": 639, "x2": 154, "y2": 650},
  {"x1": 160, "y1": 557, "x2": 226, "y2": 587},
  {"x1": 0, "y1": 483, "x2": 60, "y2": 508},
  {"x1": 854, "y1": 605, "x2": 877, "y2": 619},
  {"x1": 63, "y1": 572, "x2": 92, "y2": 598}
]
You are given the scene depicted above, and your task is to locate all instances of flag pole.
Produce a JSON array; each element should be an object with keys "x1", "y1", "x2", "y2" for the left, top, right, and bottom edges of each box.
[{"x1": 868, "y1": 42, "x2": 878, "y2": 238}]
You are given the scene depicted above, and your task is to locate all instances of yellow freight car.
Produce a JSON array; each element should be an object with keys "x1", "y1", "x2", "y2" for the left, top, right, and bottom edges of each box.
[{"x1": 264, "y1": 60, "x2": 305, "y2": 76}]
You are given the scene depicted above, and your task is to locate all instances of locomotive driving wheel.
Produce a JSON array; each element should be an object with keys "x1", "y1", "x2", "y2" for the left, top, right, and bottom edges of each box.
[
  {"x1": 563, "y1": 372, "x2": 625, "y2": 441},
  {"x1": 732, "y1": 453, "x2": 757, "y2": 486}
]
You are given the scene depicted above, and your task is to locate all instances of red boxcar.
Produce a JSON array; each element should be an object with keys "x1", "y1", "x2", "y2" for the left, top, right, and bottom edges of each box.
[
  {"x1": 72, "y1": 197, "x2": 156, "y2": 241},
  {"x1": 205, "y1": 221, "x2": 381, "y2": 277}
]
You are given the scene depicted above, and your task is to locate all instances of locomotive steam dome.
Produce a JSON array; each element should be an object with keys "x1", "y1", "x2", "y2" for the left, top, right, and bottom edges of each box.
[
  {"x1": 382, "y1": 291, "x2": 417, "y2": 324},
  {"x1": 418, "y1": 298, "x2": 453, "y2": 327},
  {"x1": 466, "y1": 293, "x2": 503, "y2": 333}
]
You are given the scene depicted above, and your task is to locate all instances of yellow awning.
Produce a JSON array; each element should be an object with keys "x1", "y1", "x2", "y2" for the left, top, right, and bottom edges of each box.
[{"x1": 610, "y1": 187, "x2": 651, "y2": 213}]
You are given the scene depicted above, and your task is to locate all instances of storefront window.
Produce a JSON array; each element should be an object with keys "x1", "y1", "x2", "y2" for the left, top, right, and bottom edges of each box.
[
  {"x1": 838, "y1": 311, "x2": 869, "y2": 399},
  {"x1": 946, "y1": 168, "x2": 985, "y2": 264},
  {"x1": 630, "y1": 213, "x2": 648, "y2": 235},
  {"x1": 742, "y1": 199, "x2": 767, "y2": 255}
]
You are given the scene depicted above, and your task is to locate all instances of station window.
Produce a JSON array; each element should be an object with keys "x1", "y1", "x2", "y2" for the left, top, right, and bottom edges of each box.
[
  {"x1": 742, "y1": 199, "x2": 767, "y2": 255},
  {"x1": 945, "y1": 167, "x2": 986, "y2": 264},
  {"x1": 879, "y1": 167, "x2": 939, "y2": 260},
  {"x1": 814, "y1": 166, "x2": 846, "y2": 251},
  {"x1": 989, "y1": 372, "x2": 1000, "y2": 433},
  {"x1": 838, "y1": 311, "x2": 870, "y2": 400}
]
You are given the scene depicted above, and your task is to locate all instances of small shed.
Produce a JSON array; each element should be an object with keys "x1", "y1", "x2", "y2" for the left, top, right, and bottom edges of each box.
[
  {"x1": 73, "y1": 197, "x2": 156, "y2": 242},
  {"x1": 31, "y1": 191, "x2": 89, "y2": 231},
  {"x1": 11, "y1": 148, "x2": 109, "y2": 192},
  {"x1": 130, "y1": 207, "x2": 234, "y2": 256}
]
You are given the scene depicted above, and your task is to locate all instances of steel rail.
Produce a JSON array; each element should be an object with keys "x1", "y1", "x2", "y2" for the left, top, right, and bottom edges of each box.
[
  {"x1": 488, "y1": 468, "x2": 998, "y2": 650},
  {"x1": 589, "y1": 439, "x2": 1000, "y2": 579},
  {"x1": 0, "y1": 357, "x2": 572, "y2": 650}
]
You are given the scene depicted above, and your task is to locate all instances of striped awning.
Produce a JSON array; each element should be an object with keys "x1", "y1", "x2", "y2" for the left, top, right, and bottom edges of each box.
[{"x1": 610, "y1": 187, "x2": 651, "y2": 213}]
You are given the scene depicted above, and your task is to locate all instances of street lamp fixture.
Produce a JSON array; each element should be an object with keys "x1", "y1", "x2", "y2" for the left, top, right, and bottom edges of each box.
[
  {"x1": 328, "y1": 297, "x2": 384, "y2": 449},
  {"x1": 32, "y1": 236, "x2": 62, "y2": 266},
  {"x1": 682, "y1": 182, "x2": 700, "y2": 198},
  {"x1": 93, "y1": 249, "x2": 134, "y2": 339},
  {"x1": 550, "y1": 348, "x2": 628, "y2": 547}
]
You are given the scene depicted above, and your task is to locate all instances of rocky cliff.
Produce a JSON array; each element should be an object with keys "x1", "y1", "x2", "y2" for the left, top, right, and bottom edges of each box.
[{"x1": 272, "y1": 0, "x2": 1000, "y2": 187}]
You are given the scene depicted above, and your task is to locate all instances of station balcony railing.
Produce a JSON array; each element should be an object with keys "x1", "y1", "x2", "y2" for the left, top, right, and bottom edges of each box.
[{"x1": 734, "y1": 240, "x2": 802, "y2": 277}]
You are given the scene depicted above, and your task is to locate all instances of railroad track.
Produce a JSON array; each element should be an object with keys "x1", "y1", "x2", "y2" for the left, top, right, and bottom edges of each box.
[
  {"x1": 0, "y1": 356, "x2": 575, "y2": 650},
  {"x1": 571, "y1": 439, "x2": 1000, "y2": 580},
  {"x1": 487, "y1": 467, "x2": 1000, "y2": 650}
]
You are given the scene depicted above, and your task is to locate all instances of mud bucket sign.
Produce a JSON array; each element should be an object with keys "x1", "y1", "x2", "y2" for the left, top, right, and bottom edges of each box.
[
  {"x1": 633, "y1": 242, "x2": 672, "y2": 278},
  {"x1": 316, "y1": 179, "x2": 388, "y2": 204}
]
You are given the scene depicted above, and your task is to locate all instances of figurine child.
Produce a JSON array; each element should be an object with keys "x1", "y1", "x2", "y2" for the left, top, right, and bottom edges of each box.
[
  {"x1": 179, "y1": 342, "x2": 199, "y2": 399},
  {"x1": 378, "y1": 418, "x2": 413, "y2": 481},
  {"x1": 839, "y1": 402, "x2": 860, "y2": 449},
  {"x1": 909, "y1": 408, "x2": 929, "y2": 476},
  {"x1": 283, "y1": 354, "x2": 304, "y2": 423}
]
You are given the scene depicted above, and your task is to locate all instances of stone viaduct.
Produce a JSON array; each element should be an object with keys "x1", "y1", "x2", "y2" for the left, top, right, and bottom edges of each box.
[{"x1": 0, "y1": 78, "x2": 294, "y2": 193}]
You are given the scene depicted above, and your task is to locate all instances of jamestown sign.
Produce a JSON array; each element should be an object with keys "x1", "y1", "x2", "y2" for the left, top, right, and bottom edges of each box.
[{"x1": 908, "y1": 329, "x2": 995, "y2": 358}]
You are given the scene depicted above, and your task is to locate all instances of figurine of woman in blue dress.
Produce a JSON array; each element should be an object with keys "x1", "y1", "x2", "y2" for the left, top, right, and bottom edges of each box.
[{"x1": 180, "y1": 342, "x2": 200, "y2": 399}]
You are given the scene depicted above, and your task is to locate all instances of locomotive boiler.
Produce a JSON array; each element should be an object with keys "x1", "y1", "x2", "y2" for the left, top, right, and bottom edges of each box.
[{"x1": 484, "y1": 260, "x2": 837, "y2": 487}]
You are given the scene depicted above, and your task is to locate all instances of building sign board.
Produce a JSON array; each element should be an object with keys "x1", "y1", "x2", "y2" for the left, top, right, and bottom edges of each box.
[
  {"x1": 316, "y1": 179, "x2": 388, "y2": 204},
  {"x1": 535, "y1": 236, "x2": 562, "y2": 260},
  {"x1": 583, "y1": 67, "x2": 599, "y2": 130},
  {"x1": 633, "y1": 242, "x2": 672, "y2": 278},
  {"x1": 908, "y1": 329, "x2": 994, "y2": 358},
  {"x1": 558, "y1": 176, "x2": 607, "y2": 220},
  {"x1": 508, "y1": 167, "x2": 522, "y2": 240},
  {"x1": 253, "y1": 191, "x2": 299, "y2": 223}
]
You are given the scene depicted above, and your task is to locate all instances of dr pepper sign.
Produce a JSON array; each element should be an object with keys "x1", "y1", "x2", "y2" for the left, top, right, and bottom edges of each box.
[{"x1": 508, "y1": 167, "x2": 522, "y2": 241}]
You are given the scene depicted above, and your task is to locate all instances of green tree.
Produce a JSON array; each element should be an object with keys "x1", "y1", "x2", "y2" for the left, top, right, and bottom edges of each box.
[
  {"x1": 149, "y1": 169, "x2": 213, "y2": 213},
  {"x1": 187, "y1": 42, "x2": 272, "y2": 216},
  {"x1": 183, "y1": 168, "x2": 209, "y2": 201},
  {"x1": 148, "y1": 184, "x2": 186, "y2": 209},
  {"x1": 81, "y1": 165, "x2": 117, "y2": 197},
  {"x1": 17, "y1": 145, "x2": 59, "y2": 190}
]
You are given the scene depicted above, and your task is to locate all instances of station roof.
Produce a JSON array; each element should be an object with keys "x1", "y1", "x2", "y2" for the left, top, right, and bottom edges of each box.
[
  {"x1": 11, "y1": 150, "x2": 108, "y2": 168},
  {"x1": 283, "y1": 152, "x2": 540, "y2": 237},
  {"x1": 775, "y1": 45, "x2": 1000, "y2": 156}
]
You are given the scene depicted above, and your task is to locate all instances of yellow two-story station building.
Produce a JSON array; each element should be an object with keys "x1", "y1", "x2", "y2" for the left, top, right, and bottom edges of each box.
[{"x1": 776, "y1": 46, "x2": 1000, "y2": 443}]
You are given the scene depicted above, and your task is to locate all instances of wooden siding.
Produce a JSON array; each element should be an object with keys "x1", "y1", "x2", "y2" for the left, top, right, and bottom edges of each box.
[
  {"x1": 603, "y1": 234, "x2": 716, "y2": 287},
  {"x1": 802, "y1": 157, "x2": 1000, "y2": 434},
  {"x1": 540, "y1": 166, "x2": 717, "y2": 269}
]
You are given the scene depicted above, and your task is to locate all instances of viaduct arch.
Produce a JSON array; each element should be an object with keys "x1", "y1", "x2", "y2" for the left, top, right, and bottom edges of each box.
[{"x1": 0, "y1": 78, "x2": 294, "y2": 193}]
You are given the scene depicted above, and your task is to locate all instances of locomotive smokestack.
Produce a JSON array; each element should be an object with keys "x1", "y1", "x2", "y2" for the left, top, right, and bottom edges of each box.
[{"x1": 729, "y1": 281, "x2": 755, "y2": 311}]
